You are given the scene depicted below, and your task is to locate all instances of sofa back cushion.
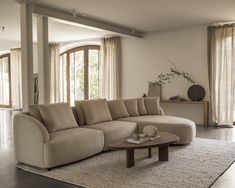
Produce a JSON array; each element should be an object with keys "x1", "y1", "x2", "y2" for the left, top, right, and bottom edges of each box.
[
  {"x1": 144, "y1": 97, "x2": 161, "y2": 115},
  {"x1": 74, "y1": 100, "x2": 86, "y2": 125},
  {"x1": 81, "y1": 99, "x2": 112, "y2": 125},
  {"x1": 108, "y1": 99, "x2": 129, "y2": 120},
  {"x1": 124, "y1": 99, "x2": 139, "y2": 117},
  {"x1": 137, "y1": 98, "x2": 147, "y2": 115},
  {"x1": 39, "y1": 103, "x2": 78, "y2": 133},
  {"x1": 71, "y1": 106, "x2": 79, "y2": 124},
  {"x1": 28, "y1": 104, "x2": 44, "y2": 124}
]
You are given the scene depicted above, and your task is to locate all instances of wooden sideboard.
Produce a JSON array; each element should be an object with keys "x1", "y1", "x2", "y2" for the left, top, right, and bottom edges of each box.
[{"x1": 160, "y1": 100, "x2": 209, "y2": 126}]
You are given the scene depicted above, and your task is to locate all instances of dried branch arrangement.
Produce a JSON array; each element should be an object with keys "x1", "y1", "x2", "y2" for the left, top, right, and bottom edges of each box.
[{"x1": 149, "y1": 60, "x2": 195, "y2": 86}]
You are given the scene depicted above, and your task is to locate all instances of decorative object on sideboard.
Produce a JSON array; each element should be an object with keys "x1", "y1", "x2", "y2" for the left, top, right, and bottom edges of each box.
[
  {"x1": 169, "y1": 95, "x2": 189, "y2": 101},
  {"x1": 148, "y1": 83, "x2": 162, "y2": 99},
  {"x1": 143, "y1": 125, "x2": 159, "y2": 137},
  {"x1": 187, "y1": 84, "x2": 205, "y2": 101},
  {"x1": 149, "y1": 59, "x2": 207, "y2": 101},
  {"x1": 149, "y1": 60, "x2": 195, "y2": 86},
  {"x1": 142, "y1": 93, "x2": 147, "y2": 97}
]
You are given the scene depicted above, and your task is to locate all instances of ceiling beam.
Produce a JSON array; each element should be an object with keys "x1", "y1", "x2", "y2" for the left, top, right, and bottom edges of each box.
[{"x1": 18, "y1": 0, "x2": 144, "y2": 38}]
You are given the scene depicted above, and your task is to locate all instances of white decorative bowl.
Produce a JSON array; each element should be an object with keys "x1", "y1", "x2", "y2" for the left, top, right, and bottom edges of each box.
[{"x1": 143, "y1": 125, "x2": 158, "y2": 137}]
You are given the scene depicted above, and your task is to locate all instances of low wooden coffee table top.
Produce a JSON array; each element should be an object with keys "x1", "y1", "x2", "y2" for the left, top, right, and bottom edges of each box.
[
  {"x1": 108, "y1": 132, "x2": 179, "y2": 150},
  {"x1": 108, "y1": 132, "x2": 179, "y2": 168}
]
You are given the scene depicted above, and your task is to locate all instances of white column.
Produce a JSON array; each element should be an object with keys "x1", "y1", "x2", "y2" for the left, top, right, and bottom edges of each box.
[
  {"x1": 20, "y1": 2, "x2": 34, "y2": 110},
  {"x1": 37, "y1": 16, "x2": 50, "y2": 104}
]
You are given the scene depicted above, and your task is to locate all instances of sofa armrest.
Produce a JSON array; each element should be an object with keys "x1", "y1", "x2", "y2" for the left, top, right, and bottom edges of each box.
[{"x1": 13, "y1": 112, "x2": 49, "y2": 168}]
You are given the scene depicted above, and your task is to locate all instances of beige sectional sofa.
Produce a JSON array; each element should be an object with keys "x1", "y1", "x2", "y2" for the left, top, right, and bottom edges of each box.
[{"x1": 13, "y1": 97, "x2": 196, "y2": 169}]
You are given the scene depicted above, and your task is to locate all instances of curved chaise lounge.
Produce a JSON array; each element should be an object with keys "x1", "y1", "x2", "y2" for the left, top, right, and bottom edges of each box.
[{"x1": 119, "y1": 115, "x2": 196, "y2": 144}]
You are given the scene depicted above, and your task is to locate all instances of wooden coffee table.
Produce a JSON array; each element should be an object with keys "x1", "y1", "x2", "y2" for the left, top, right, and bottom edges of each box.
[{"x1": 108, "y1": 132, "x2": 179, "y2": 168}]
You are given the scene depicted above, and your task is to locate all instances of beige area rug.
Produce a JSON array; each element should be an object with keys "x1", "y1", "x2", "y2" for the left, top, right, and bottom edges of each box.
[{"x1": 17, "y1": 138, "x2": 235, "y2": 188}]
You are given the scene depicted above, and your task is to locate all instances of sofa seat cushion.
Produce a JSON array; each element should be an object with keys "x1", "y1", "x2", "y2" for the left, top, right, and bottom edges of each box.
[
  {"x1": 44, "y1": 128, "x2": 104, "y2": 168},
  {"x1": 86, "y1": 121, "x2": 137, "y2": 150},
  {"x1": 118, "y1": 115, "x2": 196, "y2": 144}
]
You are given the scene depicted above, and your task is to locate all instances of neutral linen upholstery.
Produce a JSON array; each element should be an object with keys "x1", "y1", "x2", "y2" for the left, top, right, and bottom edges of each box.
[
  {"x1": 118, "y1": 115, "x2": 196, "y2": 144},
  {"x1": 137, "y1": 98, "x2": 147, "y2": 115},
  {"x1": 99, "y1": 37, "x2": 121, "y2": 100},
  {"x1": 13, "y1": 112, "x2": 49, "y2": 168},
  {"x1": 81, "y1": 99, "x2": 112, "y2": 125},
  {"x1": 39, "y1": 103, "x2": 78, "y2": 132},
  {"x1": 44, "y1": 128, "x2": 104, "y2": 168},
  {"x1": 71, "y1": 106, "x2": 79, "y2": 124},
  {"x1": 144, "y1": 97, "x2": 161, "y2": 115},
  {"x1": 86, "y1": 121, "x2": 137, "y2": 150},
  {"x1": 75, "y1": 101, "x2": 86, "y2": 125},
  {"x1": 208, "y1": 25, "x2": 235, "y2": 127},
  {"x1": 28, "y1": 104, "x2": 44, "y2": 124},
  {"x1": 108, "y1": 99, "x2": 129, "y2": 120},
  {"x1": 124, "y1": 99, "x2": 139, "y2": 116},
  {"x1": 159, "y1": 106, "x2": 165, "y2": 115}
]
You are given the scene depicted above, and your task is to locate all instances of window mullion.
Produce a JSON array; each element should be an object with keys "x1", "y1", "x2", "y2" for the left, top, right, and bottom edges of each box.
[
  {"x1": 84, "y1": 49, "x2": 89, "y2": 100},
  {"x1": 67, "y1": 52, "x2": 70, "y2": 104}
]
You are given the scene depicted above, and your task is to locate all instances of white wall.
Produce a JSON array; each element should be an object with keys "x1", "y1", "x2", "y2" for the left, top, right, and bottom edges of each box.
[{"x1": 121, "y1": 26, "x2": 209, "y2": 124}]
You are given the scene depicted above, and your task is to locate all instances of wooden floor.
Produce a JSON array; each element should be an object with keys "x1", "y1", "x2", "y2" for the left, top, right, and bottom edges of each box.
[{"x1": 0, "y1": 109, "x2": 235, "y2": 188}]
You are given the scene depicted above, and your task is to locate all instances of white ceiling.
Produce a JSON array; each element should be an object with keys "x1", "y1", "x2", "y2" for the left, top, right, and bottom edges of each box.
[
  {"x1": 1, "y1": 0, "x2": 235, "y2": 51},
  {"x1": 38, "y1": 0, "x2": 235, "y2": 32},
  {"x1": 0, "y1": 0, "x2": 115, "y2": 51}
]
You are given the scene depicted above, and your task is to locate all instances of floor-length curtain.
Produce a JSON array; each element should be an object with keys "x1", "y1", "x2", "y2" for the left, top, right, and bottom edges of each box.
[
  {"x1": 49, "y1": 43, "x2": 66, "y2": 103},
  {"x1": 10, "y1": 48, "x2": 22, "y2": 109},
  {"x1": 99, "y1": 36, "x2": 121, "y2": 99},
  {"x1": 208, "y1": 25, "x2": 235, "y2": 127}
]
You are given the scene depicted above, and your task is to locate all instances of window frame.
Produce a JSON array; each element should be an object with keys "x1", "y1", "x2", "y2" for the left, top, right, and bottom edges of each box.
[
  {"x1": 61, "y1": 45, "x2": 100, "y2": 103},
  {"x1": 0, "y1": 54, "x2": 11, "y2": 108}
]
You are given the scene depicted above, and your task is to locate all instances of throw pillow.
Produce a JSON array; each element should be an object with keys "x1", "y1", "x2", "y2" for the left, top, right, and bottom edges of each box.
[
  {"x1": 75, "y1": 100, "x2": 86, "y2": 125},
  {"x1": 144, "y1": 97, "x2": 161, "y2": 115},
  {"x1": 108, "y1": 99, "x2": 129, "y2": 120},
  {"x1": 137, "y1": 98, "x2": 147, "y2": 115},
  {"x1": 81, "y1": 99, "x2": 112, "y2": 125},
  {"x1": 39, "y1": 103, "x2": 78, "y2": 133},
  {"x1": 28, "y1": 104, "x2": 44, "y2": 124},
  {"x1": 124, "y1": 99, "x2": 139, "y2": 116}
]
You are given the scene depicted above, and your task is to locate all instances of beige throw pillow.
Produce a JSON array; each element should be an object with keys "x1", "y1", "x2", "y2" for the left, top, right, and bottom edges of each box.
[
  {"x1": 108, "y1": 99, "x2": 129, "y2": 120},
  {"x1": 39, "y1": 103, "x2": 78, "y2": 133},
  {"x1": 81, "y1": 99, "x2": 112, "y2": 125},
  {"x1": 124, "y1": 99, "x2": 139, "y2": 117},
  {"x1": 144, "y1": 97, "x2": 161, "y2": 115},
  {"x1": 29, "y1": 104, "x2": 44, "y2": 124},
  {"x1": 75, "y1": 100, "x2": 86, "y2": 125},
  {"x1": 137, "y1": 98, "x2": 147, "y2": 115}
]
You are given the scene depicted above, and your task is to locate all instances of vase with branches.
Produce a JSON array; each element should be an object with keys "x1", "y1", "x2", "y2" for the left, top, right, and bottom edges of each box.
[{"x1": 149, "y1": 59, "x2": 195, "y2": 86}]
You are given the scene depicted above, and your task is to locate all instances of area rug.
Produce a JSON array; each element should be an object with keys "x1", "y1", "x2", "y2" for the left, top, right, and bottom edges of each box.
[{"x1": 17, "y1": 138, "x2": 235, "y2": 188}]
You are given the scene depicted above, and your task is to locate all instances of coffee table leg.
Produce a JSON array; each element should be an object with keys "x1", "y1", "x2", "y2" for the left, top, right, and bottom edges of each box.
[
  {"x1": 159, "y1": 145, "x2": 169, "y2": 161},
  {"x1": 126, "y1": 149, "x2": 134, "y2": 168},
  {"x1": 148, "y1": 148, "x2": 152, "y2": 158}
]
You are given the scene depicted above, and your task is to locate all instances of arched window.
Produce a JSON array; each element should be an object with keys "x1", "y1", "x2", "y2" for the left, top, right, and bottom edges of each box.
[
  {"x1": 60, "y1": 45, "x2": 100, "y2": 105},
  {"x1": 0, "y1": 54, "x2": 11, "y2": 107}
]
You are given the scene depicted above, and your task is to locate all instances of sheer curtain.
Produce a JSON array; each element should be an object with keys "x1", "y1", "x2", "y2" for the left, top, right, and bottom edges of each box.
[
  {"x1": 10, "y1": 48, "x2": 22, "y2": 109},
  {"x1": 208, "y1": 25, "x2": 235, "y2": 127},
  {"x1": 49, "y1": 43, "x2": 66, "y2": 103},
  {"x1": 99, "y1": 36, "x2": 121, "y2": 99}
]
